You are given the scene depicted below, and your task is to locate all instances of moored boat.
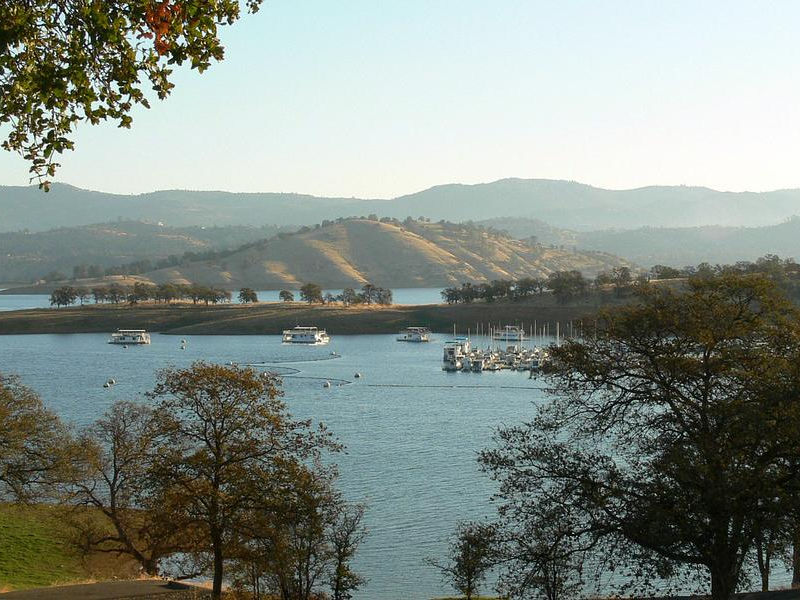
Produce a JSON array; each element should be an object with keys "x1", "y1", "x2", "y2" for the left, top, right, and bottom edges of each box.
[
  {"x1": 492, "y1": 325, "x2": 526, "y2": 342},
  {"x1": 108, "y1": 329, "x2": 151, "y2": 345},
  {"x1": 282, "y1": 326, "x2": 330, "y2": 345},
  {"x1": 397, "y1": 327, "x2": 431, "y2": 342}
]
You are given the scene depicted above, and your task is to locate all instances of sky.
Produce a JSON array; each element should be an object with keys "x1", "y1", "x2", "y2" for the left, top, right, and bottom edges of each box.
[{"x1": 2, "y1": 0, "x2": 800, "y2": 198}]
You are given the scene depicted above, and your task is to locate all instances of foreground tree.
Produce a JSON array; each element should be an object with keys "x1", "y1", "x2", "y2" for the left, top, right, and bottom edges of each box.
[
  {"x1": 1, "y1": 0, "x2": 264, "y2": 186},
  {"x1": 68, "y1": 401, "x2": 188, "y2": 576},
  {"x1": 481, "y1": 274, "x2": 800, "y2": 600},
  {"x1": 0, "y1": 374, "x2": 72, "y2": 501},
  {"x1": 147, "y1": 362, "x2": 339, "y2": 599},
  {"x1": 427, "y1": 522, "x2": 496, "y2": 600},
  {"x1": 235, "y1": 462, "x2": 366, "y2": 600}
]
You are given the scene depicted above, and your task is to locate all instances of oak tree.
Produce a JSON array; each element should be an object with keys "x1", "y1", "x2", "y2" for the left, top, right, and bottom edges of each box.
[
  {"x1": 1, "y1": 0, "x2": 264, "y2": 187},
  {"x1": 482, "y1": 274, "x2": 800, "y2": 600}
]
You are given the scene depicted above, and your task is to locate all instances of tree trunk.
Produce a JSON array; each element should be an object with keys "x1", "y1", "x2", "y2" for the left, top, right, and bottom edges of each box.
[
  {"x1": 755, "y1": 532, "x2": 770, "y2": 592},
  {"x1": 710, "y1": 563, "x2": 737, "y2": 600},
  {"x1": 211, "y1": 533, "x2": 223, "y2": 600}
]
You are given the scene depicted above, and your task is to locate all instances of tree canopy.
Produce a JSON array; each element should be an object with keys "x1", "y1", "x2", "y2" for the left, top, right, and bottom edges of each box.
[
  {"x1": 1, "y1": 0, "x2": 263, "y2": 187},
  {"x1": 481, "y1": 273, "x2": 800, "y2": 600}
]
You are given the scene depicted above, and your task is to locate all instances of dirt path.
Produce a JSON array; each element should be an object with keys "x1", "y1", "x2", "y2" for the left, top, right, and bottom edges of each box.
[{"x1": 0, "y1": 580, "x2": 207, "y2": 599}]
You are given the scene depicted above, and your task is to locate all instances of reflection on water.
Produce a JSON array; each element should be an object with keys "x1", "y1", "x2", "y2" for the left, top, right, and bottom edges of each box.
[{"x1": 0, "y1": 332, "x2": 548, "y2": 599}]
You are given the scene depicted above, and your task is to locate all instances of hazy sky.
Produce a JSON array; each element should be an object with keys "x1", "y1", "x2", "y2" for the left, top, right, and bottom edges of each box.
[{"x1": 2, "y1": 0, "x2": 800, "y2": 197}]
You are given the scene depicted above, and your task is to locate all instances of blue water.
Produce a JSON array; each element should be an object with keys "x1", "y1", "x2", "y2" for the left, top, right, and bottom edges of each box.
[
  {"x1": 0, "y1": 332, "x2": 549, "y2": 599},
  {"x1": 0, "y1": 288, "x2": 445, "y2": 311}
]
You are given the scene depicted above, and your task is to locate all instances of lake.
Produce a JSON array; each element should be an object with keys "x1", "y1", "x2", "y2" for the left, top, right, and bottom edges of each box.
[
  {"x1": 0, "y1": 331, "x2": 549, "y2": 599},
  {"x1": 0, "y1": 287, "x2": 446, "y2": 311}
]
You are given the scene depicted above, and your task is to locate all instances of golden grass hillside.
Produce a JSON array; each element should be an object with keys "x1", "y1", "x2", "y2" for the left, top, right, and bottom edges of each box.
[{"x1": 76, "y1": 219, "x2": 633, "y2": 289}]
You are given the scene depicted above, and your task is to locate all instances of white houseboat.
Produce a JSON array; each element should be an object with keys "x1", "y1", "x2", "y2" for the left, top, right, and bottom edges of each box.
[
  {"x1": 442, "y1": 337, "x2": 471, "y2": 371},
  {"x1": 108, "y1": 329, "x2": 151, "y2": 345},
  {"x1": 282, "y1": 326, "x2": 330, "y2": 345},
  {"x1": 492, "y1": 325, "x2": 526, "y2": 342},
  {"x1": 397, "y1": 327, "x2": 431, "y2": 342}
]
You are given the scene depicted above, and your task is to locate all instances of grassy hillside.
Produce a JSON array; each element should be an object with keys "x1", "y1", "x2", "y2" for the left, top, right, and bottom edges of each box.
[
  {"x1": 0, "y1": 504, "x2": 138, "y2": 591},
  {"x1": 69, "y1": 219, "x2": 632, "y2": 289}
]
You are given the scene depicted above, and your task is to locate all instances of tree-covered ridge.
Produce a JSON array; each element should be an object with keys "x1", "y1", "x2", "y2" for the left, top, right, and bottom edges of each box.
[{"x1": 0, "y1": 220, "x2": 290, "y2": 282}]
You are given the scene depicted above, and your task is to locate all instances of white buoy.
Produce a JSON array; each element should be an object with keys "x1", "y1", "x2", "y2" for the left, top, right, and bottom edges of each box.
[
  {"x1": 323, "y1": 380, "x2": 331, "y2": 388},
  {"x1": 330, "y1": 351, "x2": 337, "y2": 356},
  {"x1": 181, "y1": 339, "x2": 187, "y2": 344},
  {"x1": 354, "y1": 372, "x2": 362, "y2": 378},
  {"x1": 108, "y1": 379, "x2": 116, "y2": 385},
  {"x1": 103, "y1": 382, "x2": 110, "y2": 388}
]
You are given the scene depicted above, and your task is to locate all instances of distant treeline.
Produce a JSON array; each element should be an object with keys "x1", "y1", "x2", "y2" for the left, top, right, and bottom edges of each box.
[
  {"x1": 442, "y1": 255, "x2": 800, "y2": 305},
  {"x1": 49, "y1": 283, "x2": 235, "y2": 307},
  {"x1": 295, "y1": 282, "x2": 393, "y2": 305}
]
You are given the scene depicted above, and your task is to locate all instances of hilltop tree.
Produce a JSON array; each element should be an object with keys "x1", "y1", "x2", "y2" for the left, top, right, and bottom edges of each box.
[
  {"x1": 1, "y1": 0, "x2": 265, "y2": 187},
  {"x1": 50, "y1": 285, "x2": 78, "y2": 307},
  {"x1": 546, "y1": 270, "x2": 587, "y2": 304},
  {"x1": 239, "y1": 288, "x2": 259, "y2": 304},
  {"x1": 482, "y1": 274, "x2": 800, "y2": 600},
  {"x1": 300, "y1": 283, "x2": 323, "y2": 304},
  {"x1": 340, "y1": 288, "x2": 359, "y2": 306}
]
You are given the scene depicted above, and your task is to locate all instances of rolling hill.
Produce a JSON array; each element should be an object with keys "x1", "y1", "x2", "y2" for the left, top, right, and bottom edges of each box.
[
  {"x1": 480, "y1": 216, "x2": 800, "y2": 268},
  {"x1": 61, "y1": 219, "x2": 633, "y2": 289},
  {"x1": 5, "y1": 179, "x2": 800, "y2": 232}
]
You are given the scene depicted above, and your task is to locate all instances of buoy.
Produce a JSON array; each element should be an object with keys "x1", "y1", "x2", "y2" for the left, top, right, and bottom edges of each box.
[
  {"x1": 103, "y1": 382, "x2": 110, "y2": 388},
  {"x1": 108, "y1": 379, "x2": 116, "y2": 385},
  {"x1": 330, "y1": 351, "x2": 337, "y2": 356},
  {"x1": 181, "y1": 339, "x2": 187, "y2": 344},
  {"x1": 123, "y1": 345, "x2": 128, "y2": 349},
  {"x1": 323, "y1": 381, "x2": 331, "y2": 388},
  {"x1": 354, "y1": 372, "x2": 362, "y2": 378}
]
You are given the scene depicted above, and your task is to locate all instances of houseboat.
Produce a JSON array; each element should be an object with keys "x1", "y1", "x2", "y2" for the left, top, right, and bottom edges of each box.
[
  {"x1": 397, "y1": 327, "x2": 431, "y2": 342},
  {"x1": 282, "y1": 326, "x2": 330, "y2": 345},
  {"x1": 108, "y1": 329, "x2": 151, "y2": 345},
  {"x1": 492, "y1": 325, "x2": 526, "y2": 342}
]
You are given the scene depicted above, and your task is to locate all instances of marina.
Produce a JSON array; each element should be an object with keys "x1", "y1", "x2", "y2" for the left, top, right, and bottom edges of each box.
[{"x1": 442, "y1": 334, "x2": 550, "y2": 373}]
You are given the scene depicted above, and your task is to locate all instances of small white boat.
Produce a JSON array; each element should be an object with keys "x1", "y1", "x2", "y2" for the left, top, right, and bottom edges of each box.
[
  {"x1": 108, "y1": 329, "x2": 151, "y2": 345},
  {"x1": 282, "y1": 326, "x2": 330, "y2": 345},
  {"x1": 492, "y1": 325, "x2": 526, "y2": 342},
  {"x1": 397, "y1": 327, "x2": 431, "y2": 342}
]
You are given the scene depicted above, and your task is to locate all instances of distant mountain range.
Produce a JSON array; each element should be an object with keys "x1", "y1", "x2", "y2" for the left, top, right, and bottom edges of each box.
[
  {"x1": 5, "y1": 179, "x2": 800, "y2": 232},
  {"x1": 44, "y1": 219, "x2": 632, "y2": 290},
  {"x1": 480, "y1": 216, "x2": 800, "y2": 267}
]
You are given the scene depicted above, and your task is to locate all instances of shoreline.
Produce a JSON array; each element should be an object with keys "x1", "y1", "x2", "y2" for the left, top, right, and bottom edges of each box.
[{"x1": 0, "y1": 300, "x2": 609, "y2": 336}]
